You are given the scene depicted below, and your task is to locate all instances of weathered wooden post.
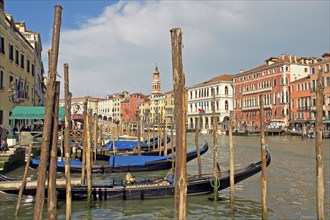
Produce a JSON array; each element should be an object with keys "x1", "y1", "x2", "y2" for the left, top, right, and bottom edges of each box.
[
  {"x1": 93, "y1": 113, "x2": 98, "y2": 162},
  {"x1": 171, "y1": 27, "x2": 187, "y2": 220},
  {"x1": 163, "y1": 117, "x2": 168, "y2": 156},
  {"x1": 137, "y1": 113, "x2": 141, "y2": 155},
  {"x1": 86, "y1": 109, "x2": 93, "y2": 207},
  {"x1": 15, "y1": 143, "x2": 33, "y2": 216},
  {"x1": 229, "y1": 110, "x2": 235, "y2": 214},
  {"x1": 81, "y1": 100, "x2": 88, "y2": 185},
  {"x1": 48, "y1": 81, "x2": 60, "y2": 220},
  {"x1": 259, "y1": 94, "x2": 267, "y2": 219},
  {"x1": 211, "y1": 87, "x2": 219, "y2": 201},
  {"x1": 195, "y1": 114, "x2": 202, "y2": 176},
  {"x1": 64, "y1": 63, "x2": 72, "y2": 220},
  {"x1": 158, "y1": 111, "x2": 162, "y2": 154},
  {"x1": 34, "y1": 5, "x2": 62, "y2": 220},
  {"x1": 315, "y1": 67, "x2": 325, "y2": 220},
  {"x1": 171, "y1": 116, "x2": 175, "y2": 170},
  {"x1": 153, "y1": 121, "x2": 156, "y2": 150}
]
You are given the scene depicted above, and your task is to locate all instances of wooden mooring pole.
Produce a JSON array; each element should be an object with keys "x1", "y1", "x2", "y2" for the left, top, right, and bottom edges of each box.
[
  {"x1": 64, "y1": 63, "x2": 72, "y2": 220},
  {"x1": 15, "y1": 143, "x2": 33, "y2": 216},
  {"x1": 137, "y1": 113, "x2": 141, "y2": 155},
  {"x1": 212, "y1": 88, "x2": 219, "y2": 201},
  {"x1": 81, "y1": 100, "x2": 88, "y2": 185},
  {"x1": 170, "y1": 27, "x2": 187, "y2": 220},
  {"x1": 86, "y1": 109, "x2": 93, "y2": 207},
  {"x1": 229, "y1": 110, "x2": 235, "y2": 214},
  {"x1": 48, "y1": 81, "x2": 60, "y2": 220},
  {"x1": 195, "y1": 114, "x2": 202, "y2": 176},
  {"x1": 315, "y1": 67, "x2": 324, "y2": 220},
  {"x1": 33, "y1": 5, "x2": 62, "y2": 220},
  {"x1": 259, "y1": 94, "x2": 267, "y2": 219}
]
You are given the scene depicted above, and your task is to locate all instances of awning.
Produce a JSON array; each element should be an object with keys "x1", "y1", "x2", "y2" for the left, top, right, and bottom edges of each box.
[
  {"x1": 289, "y1": 119, "x2": 307, "y2": 123},
  {"x1": 9, "y1": 106, "x2": 64, "y2": 120}
]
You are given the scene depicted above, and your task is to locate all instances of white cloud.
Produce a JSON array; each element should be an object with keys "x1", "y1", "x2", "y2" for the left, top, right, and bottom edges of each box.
[{"x1": 42, "y1": 1, "x2": 329, "y2": 98}]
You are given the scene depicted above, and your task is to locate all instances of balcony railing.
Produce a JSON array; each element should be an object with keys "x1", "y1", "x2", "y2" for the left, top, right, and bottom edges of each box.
[
  {"x1": 242, "y1": 104, "x2": 272, "y2": 111},
  {"x1": 242, "y1": 87, "x2": 272, "y2": 95}
]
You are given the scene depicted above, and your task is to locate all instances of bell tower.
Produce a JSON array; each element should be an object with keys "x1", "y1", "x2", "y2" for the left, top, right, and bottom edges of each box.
[{"x1": 152, "y1": 65, "x2": 161, "y2": 95}]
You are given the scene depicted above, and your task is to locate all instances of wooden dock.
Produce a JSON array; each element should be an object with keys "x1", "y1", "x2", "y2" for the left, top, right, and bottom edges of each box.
[{"x1": 0, "y1": 178, "x2": 81, "y2": 191}]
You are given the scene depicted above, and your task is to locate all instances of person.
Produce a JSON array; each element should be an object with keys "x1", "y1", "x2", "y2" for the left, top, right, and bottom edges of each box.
[{"x1": 0, "y1": 126, "x2": 9, "y2": 153}]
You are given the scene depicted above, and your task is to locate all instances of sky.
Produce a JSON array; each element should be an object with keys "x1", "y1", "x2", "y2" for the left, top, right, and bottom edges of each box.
[{"x1": 5, "y1": 0, "x2": 330, "y2": 98}]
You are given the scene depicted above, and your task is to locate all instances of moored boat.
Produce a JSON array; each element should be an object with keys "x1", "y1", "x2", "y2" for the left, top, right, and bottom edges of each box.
[
  {"x1": 29, "y1": 144, "x2": 208, "y2": 173},
  {"x1": 0, "y1": 149, "x2": 271, "y2": 200}
]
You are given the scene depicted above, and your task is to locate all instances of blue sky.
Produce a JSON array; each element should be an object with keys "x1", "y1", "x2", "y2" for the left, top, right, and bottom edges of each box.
[{"x1": 4, "y1": 0, "x2": 330, "y2": 98}]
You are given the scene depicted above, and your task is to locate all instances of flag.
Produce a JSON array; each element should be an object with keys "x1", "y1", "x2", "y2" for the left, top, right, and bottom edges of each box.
[
  {"x1": 198, "y1": 108, "x2": 205, "y2": 113},
  {"x1": 24, "y1": 78, "x2": 27, "y2": 98}
]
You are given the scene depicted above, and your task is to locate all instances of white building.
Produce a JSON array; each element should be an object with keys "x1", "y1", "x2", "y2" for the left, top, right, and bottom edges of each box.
[{"x1": 187, "y1": 74, "x2": 233, "y2": 132}]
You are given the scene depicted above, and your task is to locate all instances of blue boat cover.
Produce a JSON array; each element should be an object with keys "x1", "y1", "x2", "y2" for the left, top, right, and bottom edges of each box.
[
  {"x1": 109, "y1": 155, "x2": 172, "y2": 166},
  {"x1": 103, "y1": 138, "x2": 162, "y2": 151},
  {"x1": 31, "y1": 158, "x2": 82, "y2": 167}
]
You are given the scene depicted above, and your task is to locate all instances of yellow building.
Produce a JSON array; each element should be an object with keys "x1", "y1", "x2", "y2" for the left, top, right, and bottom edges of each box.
[{"x1": 0, "y1": 2, "x2": 44, "y2": 128}]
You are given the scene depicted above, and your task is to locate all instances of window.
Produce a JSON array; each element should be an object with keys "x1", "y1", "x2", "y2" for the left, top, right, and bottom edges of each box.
[
  {"x1": 325, "y1": 64, "x2": 329, "y2": 73},
  {"x1": 312, "y1": 67, "x2": 315, "y2": 74},
  {"x1": 26, "y1": 59, "x2": 31, "y2": 73},
  {"x1": 20, "y1": 54, "x2": 24, "y2": 69},
  {"x1": 326, "y1": 77, "x2": 330, "y2": 87},
  {"x1": 291, "y1": 85, "x2": 294, "y2": 92},
  {"x1": 274, "y1": 79, "x2": 277, "y2": 87},
  {"x1": 31, "y1": 64, "x2": 35, "y2": 75},
  {"x1": 225, "y1": 100, "x2": 229, "y2": 110},
  {"x1": 304, "y1": 68, "x2": 308, "y2": 72},
  {"x1": 0, "y1": 35, "x2": 4, "y2": 54},
  {"x1": 0, "y1": 70, "x2": 3, "y2": 90},
  {"x1": 225, "y1": 86, "x2": 228, "y2": 95},
  {"x1": 15, "y1": 49, "x2": 19, "y2": 65},
  {"x1": 9, "y1": 44, "x2": 14, "y2": 60}
]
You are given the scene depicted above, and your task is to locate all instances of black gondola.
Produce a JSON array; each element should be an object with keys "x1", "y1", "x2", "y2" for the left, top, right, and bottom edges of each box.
[
  {"x1": 0, "y1": 149, "x2": 271, "y2": 200},
  {"x1": 29, "y1": 144, "x2": 208, "y2": 173}
]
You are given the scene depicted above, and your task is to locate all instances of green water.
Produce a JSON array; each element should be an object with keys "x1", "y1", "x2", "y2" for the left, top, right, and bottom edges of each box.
[{"x1": 0, "y1": 134, "x2": 329, "y2": 219}]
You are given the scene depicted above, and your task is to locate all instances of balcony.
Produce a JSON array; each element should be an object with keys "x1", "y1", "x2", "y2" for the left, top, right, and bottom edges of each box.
[
  {"x1": 242, "y1": 104, "x2": 272, "y2": 111},
  {"x1": 242, "y1": 87, "x2": 272, "y2": 95},
  {"x1": 298, "y1": 107, "x2": 311, "y2": 112}
]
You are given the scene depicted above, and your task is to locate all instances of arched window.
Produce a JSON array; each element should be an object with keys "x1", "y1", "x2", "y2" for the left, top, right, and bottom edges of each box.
[
  {"x1": 225, "y1": 86, "x2": 228, "y2": 95},
  {"x1": 225, "y1": 100, "x2": 228, "y2": 110}
]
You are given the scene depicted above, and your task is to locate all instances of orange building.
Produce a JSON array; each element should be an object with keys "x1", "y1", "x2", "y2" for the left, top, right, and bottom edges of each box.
[
  {"x1": 233, "y1": 54, "x2": 317, "y2": 130},
  {"x1": 309, "y1": 52, "x2": 330, "y2": 130},
  {"x1": 121, "y1": 93, "x2": 147, "y2": 122},
  {"x1": 289, "y1": 76, "x2": 312, "y2": 129}
]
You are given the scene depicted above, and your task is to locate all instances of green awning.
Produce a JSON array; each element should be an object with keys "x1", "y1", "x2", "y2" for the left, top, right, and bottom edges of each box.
[
  {"x1": 289, "y1": 119, "x2": 307, "y2": 123},
  {"x1": 9, "y1": 106, "x2": 65, "y2": 120},
  {"x1": 323, "y1": 119, "x2": 330, "y2": 123}
]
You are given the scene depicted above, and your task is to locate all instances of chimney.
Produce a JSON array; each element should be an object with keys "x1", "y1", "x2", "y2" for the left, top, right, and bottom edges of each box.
[{"x1": 0, "y1": 0, "x2": 4, "y2": 11}]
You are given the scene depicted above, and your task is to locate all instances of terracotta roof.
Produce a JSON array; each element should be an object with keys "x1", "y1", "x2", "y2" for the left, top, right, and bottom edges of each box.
[
  {"x1": 191, "y1": 74, "x2": 233, "y2": 87},
  {"x1": 291, "y1": 75, "x2": 310, "y2": 84}
]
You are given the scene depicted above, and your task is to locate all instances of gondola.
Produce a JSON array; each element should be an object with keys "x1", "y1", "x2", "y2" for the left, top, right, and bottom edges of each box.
[
  {"x1": 0, "y1": 149, "x2": 271, "y2": 200},
  {"x1": 29, "y1": 144, "x2": 208, "y2": 173},
  {"x1": 103, "y1": 136, "x2": 171, "y2": 152},
  {"x1": 96, "y1": 146, "x2": 176, "y2": 161}
]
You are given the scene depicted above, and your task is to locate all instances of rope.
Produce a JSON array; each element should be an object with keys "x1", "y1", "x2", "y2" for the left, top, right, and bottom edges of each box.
[{"x1": 209, "y1": 178, "x2": 220, "y2": 189}]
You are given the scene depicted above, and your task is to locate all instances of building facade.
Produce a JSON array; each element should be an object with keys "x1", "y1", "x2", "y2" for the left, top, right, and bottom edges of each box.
[
  {"x1": 187, "y1": 74, "x2": 233, "y2": 132},
  {"x1": 233, "y1": 54, "x2": 316, "y2": 130},
  {"x1": 289, "y1": 76, "x2": 312, "y2": 128},
  {"x1": 121, "y1": 93, "x2": 147, "y2": 122},
  {"x1": 0, "y1": 6, "x2": 44, "y2": 127},
  {"x1": 310, "y1": 52, "x2": 330, "y2": 123}
]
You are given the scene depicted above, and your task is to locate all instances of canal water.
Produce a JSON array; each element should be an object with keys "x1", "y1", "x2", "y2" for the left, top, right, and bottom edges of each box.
[{"x1": 0, "y1": 133, "x2": 329, "y2": 219}]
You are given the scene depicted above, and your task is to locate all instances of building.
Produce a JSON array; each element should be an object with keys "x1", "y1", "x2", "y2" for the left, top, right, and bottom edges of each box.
[
  {"x1": 289, "y1": 76, "x2": 312, "y2": 128},
  {"x1": 233, "y1": 54, "x2": 317, "y2": 130},
  {"x1": 0, "y1": 3, "x2": 45, "y2": 128},
  {"x1": 187, "y1": 74, "x2": 233, "y2": 132},
  {"x1": 121, "y1": 93, "x2": 147, "y2": 122},
  {"x1": 309, "y1": 52, "x2": 330, "y2": 125}
]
